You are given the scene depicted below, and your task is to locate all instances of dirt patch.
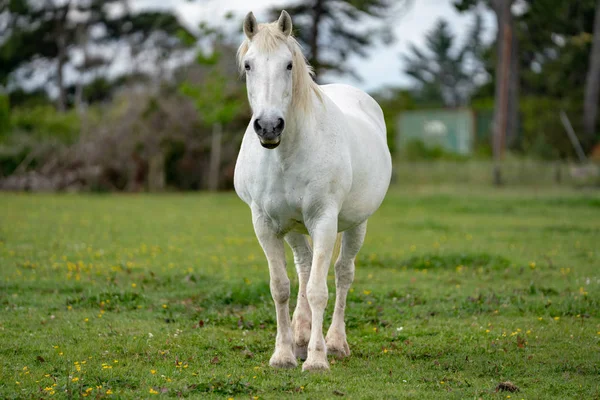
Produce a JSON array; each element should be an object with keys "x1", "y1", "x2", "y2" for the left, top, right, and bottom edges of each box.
[{"x1": 496, "y1": 381, "x2": 520, "y2": 392}]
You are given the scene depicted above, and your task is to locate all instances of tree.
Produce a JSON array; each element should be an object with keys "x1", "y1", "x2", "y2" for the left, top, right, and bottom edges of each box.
[
  {"x1": 179, "y1": 21, "x2": 244, "y2": 191},
  {"x1": 515, "y1": 1, "x2": 596, "y2": 97},
  {"x1": 512, "y1": 0, "x2": 597, "y2": 150},
  {"x1": 455, "y1": 0, "x2": 518, "y2": 185},
  {"x1": 0, "y1": 0, "x2": 194, "y2": 110},
  {"x1": 584, "y1": 0, "x2": 600, "y2": 145},
  {"x1": 402, "y1": 15, "x2": 486, "y2": 107},
  {"x1": 458, "y1": 0, "x2": 600, "y2": 154},
  {"x1": 267, "y1": 0, "x2": 412, "y2": 80}
]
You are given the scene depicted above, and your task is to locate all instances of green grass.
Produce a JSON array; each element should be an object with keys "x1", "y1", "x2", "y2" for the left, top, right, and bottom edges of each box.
[{"x1": 0, "y1": 185, "x2": 599, "y2": 399}]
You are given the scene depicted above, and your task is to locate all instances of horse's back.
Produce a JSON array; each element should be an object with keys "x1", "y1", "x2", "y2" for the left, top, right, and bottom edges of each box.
[{"x1": 320, "y1": 84, "x2": 386, "y2": 139}]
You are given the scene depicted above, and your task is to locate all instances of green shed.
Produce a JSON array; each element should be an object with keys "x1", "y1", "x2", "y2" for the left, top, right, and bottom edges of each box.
[{"x1": 396, "y1": 109, "x2": 476, "y2": 155}]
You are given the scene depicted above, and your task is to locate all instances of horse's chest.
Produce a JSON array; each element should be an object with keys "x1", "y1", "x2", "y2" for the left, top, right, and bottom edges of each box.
[
  {"x1": 257, "y1": 183, "x2": 302, "y2": 216},
  {"x1": 251, "y1": 174, "x2": 307, "y2": 233}
]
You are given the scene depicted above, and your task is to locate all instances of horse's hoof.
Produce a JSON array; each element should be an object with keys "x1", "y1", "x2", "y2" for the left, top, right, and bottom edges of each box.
[
  {"x1": 326, "y1": 335, "x2": 351, "y2": 359},
  {"x1": 294, "y1": 345, "x2": 308, "y2": 360},
  {"x1": 302, "y1": 358, "x2": 329, "y2": 372},
  {"x1": 302, "y1": 352, "x2": 329, "y2": 372},
  {"x1": 269, "y1": 350, "x2": 297, "y2": 369}
]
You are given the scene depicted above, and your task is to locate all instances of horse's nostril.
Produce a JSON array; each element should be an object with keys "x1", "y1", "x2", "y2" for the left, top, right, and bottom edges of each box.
[
  {"x1": 253, "y1": 118, "x2": 262, "y2": 133},
  {"x1": 276, "y1": 118, "x2": 285, "y2": 132}
]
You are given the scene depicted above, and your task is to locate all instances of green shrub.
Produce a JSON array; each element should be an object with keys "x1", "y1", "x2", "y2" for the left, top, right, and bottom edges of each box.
[
  {"x1": 10, "y1": 106, "x2": 81, "y2": 144},
  {"x1": 0, "y1": 94, "x2": 9, "y2": 140},
  {"x1": 0, "y1": 135, "x2": 63, "y2": 177},
  {"x1": 0, "y1": 143, "x2": 28, "y2": 177},
  {"x1": 0, "y1": 136, "x2": 37, "y2": 176},
  {"x1": 519, "y1": 97, "x2": 583, "y2": 160},
  {"x1": 401, "y1": 139, "x2": 468, "y2": 161}
]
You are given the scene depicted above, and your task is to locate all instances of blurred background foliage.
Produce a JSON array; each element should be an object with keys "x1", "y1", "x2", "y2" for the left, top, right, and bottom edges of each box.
[{"x1": 0, "y1": 0, "x2": 599, "y2": 191}]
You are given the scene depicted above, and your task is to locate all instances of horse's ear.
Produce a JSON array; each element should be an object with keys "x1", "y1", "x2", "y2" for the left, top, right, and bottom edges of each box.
[
  {"x1": 243, "y1": 12, "x2": 258, "y2": 40},
  {"x1": 278, "y1": 10, "x2": 292, "y2": 37}
]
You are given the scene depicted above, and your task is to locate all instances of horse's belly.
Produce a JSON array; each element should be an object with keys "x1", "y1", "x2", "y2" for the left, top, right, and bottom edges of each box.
[{"x1": 336, "y1": 142, "x2": 391, "y2": 229}]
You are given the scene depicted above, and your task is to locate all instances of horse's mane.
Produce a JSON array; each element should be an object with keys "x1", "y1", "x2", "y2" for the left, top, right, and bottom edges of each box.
[{"x1": 237, "y1": 21, "x2": 322, "y2": 113}]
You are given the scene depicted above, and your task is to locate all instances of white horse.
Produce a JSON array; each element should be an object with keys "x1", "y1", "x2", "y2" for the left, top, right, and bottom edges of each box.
[{"x1": 234, "y1": 10, "x2": 392, "y2": 371}]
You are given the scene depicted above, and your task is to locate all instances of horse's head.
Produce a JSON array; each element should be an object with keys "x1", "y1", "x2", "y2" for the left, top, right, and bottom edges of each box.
[{"x1": 238, "y1": 11, "x2": 300, "y2": 149}]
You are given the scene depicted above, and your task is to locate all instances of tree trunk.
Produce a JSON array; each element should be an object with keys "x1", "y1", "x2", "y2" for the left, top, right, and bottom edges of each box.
[
  {"x1": 148, "y1": 153, "x2": 165, "y2": 192},
  {"x1": 75, "y1": 25, "x2": 88, "y2": 114},
  {"x1": 506, "y1": 22, "x2": 519, "y2": 148},
  {"x1": 583, "y1": 0, "x2": 600, "y2": 147},
  {"x1": 310, "y1": 0, "x2": 323, "y2": 79},
  {"x1": 491, "y1": 0, "x2": 516, "y2": 186},
  {"x1": 55, "y1": 2, "x2": 71, "y2": 112},
  {"x1": 56, "y1": 34, "x2": 67, "y2": 112}
]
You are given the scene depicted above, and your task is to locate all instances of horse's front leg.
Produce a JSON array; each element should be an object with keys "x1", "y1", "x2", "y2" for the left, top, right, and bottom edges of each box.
[
  {"x1": 303, "y1": 212, "x2": 338, "y2": 372},
  {"x1": 252, "y1": 211, "x2": 296, "y2": 368}
]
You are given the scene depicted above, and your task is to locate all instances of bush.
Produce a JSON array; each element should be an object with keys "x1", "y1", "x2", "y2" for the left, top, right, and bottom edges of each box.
[
  {"x1": 0, "y1": 141, "x2": 29, "y2": 177},
  {"x1": 401, "y1": 139, "x2": 468, "y2": 161},
  {"x1": 0, "y1": 94, "x2": 9, "y2": 140},
  {"x1": 519, "y1": 97, "x2": 583, "y2": 160},
  {"x1": 10, "y1": 106, "x2": 81, "y2": 144},
  {"x1": 0, "y1": 135, "x2": 63, "y2": 177}
]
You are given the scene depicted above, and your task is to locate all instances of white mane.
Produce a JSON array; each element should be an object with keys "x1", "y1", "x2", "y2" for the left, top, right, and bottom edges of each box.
[{"x1": 237, "y1": 21, "x2": 322, "y2": 113}]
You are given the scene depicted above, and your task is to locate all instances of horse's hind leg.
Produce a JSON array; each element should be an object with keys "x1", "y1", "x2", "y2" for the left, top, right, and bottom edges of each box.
[
  {"x1": 326, "y1": 221, "x2": 367, "y2": 358},
  {"x1": 285, "y1": 232, "x2": 313, "y2": 360}
]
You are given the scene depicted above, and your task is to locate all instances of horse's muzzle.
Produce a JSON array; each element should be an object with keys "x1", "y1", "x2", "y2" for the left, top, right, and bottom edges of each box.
[
  {"x1": 259, "y1": 137, "x2": 281, "y2": 149},
  {"x1": 254, "y1": 116, "x2": 284, "y2": 149}
]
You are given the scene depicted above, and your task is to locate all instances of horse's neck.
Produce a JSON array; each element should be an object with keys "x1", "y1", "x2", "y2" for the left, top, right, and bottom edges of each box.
[{"x1": 275, "y1": 94, "x2": 324, "y2": 159}]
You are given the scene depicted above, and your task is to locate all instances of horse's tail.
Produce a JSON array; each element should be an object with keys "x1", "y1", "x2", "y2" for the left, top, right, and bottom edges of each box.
[{"x1": 306, "y1": 233, "x2": 343, "y2": 264}]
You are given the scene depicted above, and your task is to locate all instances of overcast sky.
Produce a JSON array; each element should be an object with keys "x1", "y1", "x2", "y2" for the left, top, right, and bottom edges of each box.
[{"x1": 138, "y1": 0, "x2": 496, "y2": 92}]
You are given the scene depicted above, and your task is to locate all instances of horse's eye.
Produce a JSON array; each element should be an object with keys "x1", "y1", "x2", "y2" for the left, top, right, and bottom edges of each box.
[
  {"x1": 245, "y1": 62, "x2": 251, "y2": 71},
  {"x1": 287, "y1": 62, "x2": 293, "y2": 71}
]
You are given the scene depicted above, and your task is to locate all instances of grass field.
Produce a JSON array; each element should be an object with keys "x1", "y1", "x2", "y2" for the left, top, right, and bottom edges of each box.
[{"x1": 1, "y1": 185, "x2": 599, "y2": 399}]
